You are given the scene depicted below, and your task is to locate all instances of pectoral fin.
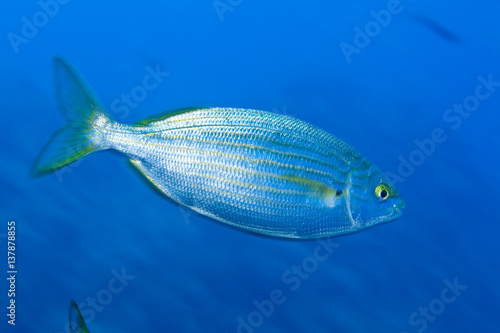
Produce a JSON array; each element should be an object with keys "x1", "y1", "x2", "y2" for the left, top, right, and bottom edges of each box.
[{"x1": 279, "y1": 174, "x2": 343, "y2": 207}]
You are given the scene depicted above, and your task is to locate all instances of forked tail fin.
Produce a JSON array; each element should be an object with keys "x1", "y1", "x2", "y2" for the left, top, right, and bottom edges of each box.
[
  {"x1": 69, "y1": 300, "x2": 90, "y2": 333},
  {"x1": 31, "y1": 57, "x2": 112, "y2": 177}
]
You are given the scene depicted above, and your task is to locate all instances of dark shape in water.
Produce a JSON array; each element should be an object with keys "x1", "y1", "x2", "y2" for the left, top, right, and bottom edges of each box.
[
  {"x1": 414, "y1": 15, "x2": 461, "y2": 43},
  {"x1": 69, "y1": 300, "x2": 90, "y2": 333}
]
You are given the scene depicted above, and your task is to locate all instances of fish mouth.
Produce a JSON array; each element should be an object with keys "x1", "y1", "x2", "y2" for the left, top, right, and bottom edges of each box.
[
  {"x1": 385, "y1": 199, "x2": 405, "y2": 222},
  {"x1": 395, "y1": 198, "x2": 406, "y2": 213},
  {"x1": 391, "y1": 206, "x2": 404, "y2": 220},
  {"x1": 362, "y1": 200, "x2": 405, "y2": 228}
]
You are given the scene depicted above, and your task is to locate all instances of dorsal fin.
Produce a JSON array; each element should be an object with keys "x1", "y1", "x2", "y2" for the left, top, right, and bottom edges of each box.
[{"x1": 134, "y1": 107, "x2": 204, "y2": 126}]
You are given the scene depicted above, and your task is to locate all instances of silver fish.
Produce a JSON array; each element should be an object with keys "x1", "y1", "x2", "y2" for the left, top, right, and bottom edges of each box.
[{"x1": 34, "y1": 58, "x2": 405, "y2": 239}]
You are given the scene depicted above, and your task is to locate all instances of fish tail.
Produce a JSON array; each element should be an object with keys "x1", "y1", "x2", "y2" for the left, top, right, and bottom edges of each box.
[
  {"x1": 32, "y1": 57, "x2": 112, "y2": 177},
  {"x1": 69, "y1": 300, "x2": 90, "y2": 333}
]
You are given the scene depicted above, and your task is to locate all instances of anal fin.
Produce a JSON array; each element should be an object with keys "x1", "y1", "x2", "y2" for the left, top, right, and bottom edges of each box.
[{"x1": 128, "y1": 159, "x2": 171, "y2": 198}]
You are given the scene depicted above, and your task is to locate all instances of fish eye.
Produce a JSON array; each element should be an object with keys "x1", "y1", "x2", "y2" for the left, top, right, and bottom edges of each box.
[{"x1": 375, "y1": 184, "x2": 390, "y2": 201}]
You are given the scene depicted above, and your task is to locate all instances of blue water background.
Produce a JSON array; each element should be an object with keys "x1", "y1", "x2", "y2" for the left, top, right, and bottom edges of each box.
[{"x1": 1, "y1": 1, "x2": 499, "y2": 332}]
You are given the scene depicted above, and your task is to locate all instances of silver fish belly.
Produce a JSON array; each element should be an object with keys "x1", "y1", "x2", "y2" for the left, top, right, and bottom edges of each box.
[{"x1": 34, "y1": 58, "x2": 405, "y2": 239}]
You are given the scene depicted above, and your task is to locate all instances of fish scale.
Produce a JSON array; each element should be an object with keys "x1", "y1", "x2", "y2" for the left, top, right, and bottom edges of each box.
[
  {"x1": 101, "y1": 109, "x2": 364, "y2": 237},
  {"x1": 33, "y1": 58, "x2": 405, "y2": 239},
  {"x1": 145, "y1": 108, "x2": 358, "y2": 164}
]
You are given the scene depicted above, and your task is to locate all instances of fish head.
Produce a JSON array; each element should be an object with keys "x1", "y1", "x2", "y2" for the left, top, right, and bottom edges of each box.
[{"x1": 346, "y1": 159, "x2": 405, "y2": 231}]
